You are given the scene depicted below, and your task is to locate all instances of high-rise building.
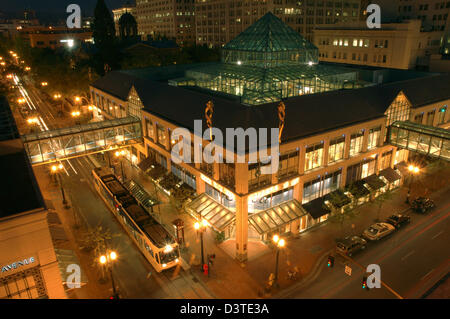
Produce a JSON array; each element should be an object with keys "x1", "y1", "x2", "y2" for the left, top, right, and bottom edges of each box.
[
  {"x1": 314, "y1": 20, "x2": 431, "y2": 69},
  {"x1": 135, "y1": 0, "x2": 195, "y2": 45},
  {"x1": 371, "y1": 0, "x2": 450, "y2": 55},
  {"x1": 195, "y1": 0, "x2": 361, "y2": 47},
  {"x1": 113, "y1": 5, "x2": 137, "y2": 36}
]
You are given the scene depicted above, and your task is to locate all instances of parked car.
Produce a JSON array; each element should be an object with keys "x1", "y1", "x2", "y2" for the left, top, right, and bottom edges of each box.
[
  {"x1": 411, "y1": 197, "x2": 435, "y2": 214},
  {"x1": 385, "y1": 214, "x2": 411, "y2": 229},
  {"x1": 336, "y1": 236, "x2": 367, "y2": 257},
  {"x1": 362, "y1": 223, "x2": 396, "y2": 241}
]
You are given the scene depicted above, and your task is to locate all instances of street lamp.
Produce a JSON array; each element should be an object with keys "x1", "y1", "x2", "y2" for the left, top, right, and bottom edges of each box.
[
  {"x1": 41, "y1": 82, "x2": 48, "y2": 87},
  {"x1": 99, "y1": 250, "x2": 119, "y2": 299},
  {"x1": 114, "y1": 150, "x2": 126, "y2": 181},
  {"x1": 194, "y1": 219, "x2": 209, "y2": 267},
  {"x1": 406, "y1": 164, "x2": 420, "y2": 204},
  {"x1": 51, "y1": 163, "x2": 69, "y2": 208},
  {"x1": 272, "y1": 234, "x2": 285, "y2": 287}
]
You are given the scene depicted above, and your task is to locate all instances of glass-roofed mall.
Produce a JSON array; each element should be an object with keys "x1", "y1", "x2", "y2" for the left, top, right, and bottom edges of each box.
[
  {"x1": 90, "y1": 12, "x2": 450, "y2": 262},
  {"x1": 169, "y1": 12, "x2": 362, "y2": 105}
]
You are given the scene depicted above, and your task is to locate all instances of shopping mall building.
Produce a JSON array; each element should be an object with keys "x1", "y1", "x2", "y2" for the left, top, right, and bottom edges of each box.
[
  {"x1": 0, "y1": 97, "x2": 69, "y2": 298},
  {"x1": 90, "y1": 13, "x2": 450, "y2": 261}
]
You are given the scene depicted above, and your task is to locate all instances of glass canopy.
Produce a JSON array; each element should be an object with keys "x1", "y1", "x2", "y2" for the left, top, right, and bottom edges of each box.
[{"x1": 172, "y1": 12, "x2": 360, "y2": 105}]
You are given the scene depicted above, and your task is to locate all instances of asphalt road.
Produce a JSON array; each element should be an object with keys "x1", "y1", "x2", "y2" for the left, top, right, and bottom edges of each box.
[
  {"x1": 286, "y1": 190, "x2": 450, "y2": 299},
  {"x1": 16, "y1": 75, "x2": 214, "y2": 299}
]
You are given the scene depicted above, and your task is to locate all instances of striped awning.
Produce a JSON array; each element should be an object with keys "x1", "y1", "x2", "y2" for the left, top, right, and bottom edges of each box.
[
  {"x1": 185, "y1": 194, "x2": 235, "y2": 232},
  {"x1": 248, "y1": 200, "x2": 307, "y2": 235}
]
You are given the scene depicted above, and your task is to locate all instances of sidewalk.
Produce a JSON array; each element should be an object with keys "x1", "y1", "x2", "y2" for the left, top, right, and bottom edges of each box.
[
  {"x1": 33, "y1": 166, "x2": 112, "y2": 299},
  {"x1": 98, "y1": 156, "x2": 450, "y2": 298}
]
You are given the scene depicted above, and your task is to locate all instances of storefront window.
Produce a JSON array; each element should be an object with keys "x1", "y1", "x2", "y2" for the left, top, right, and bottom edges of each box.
[
  {"x1": 248, "y1": 187, "x2": 294, "y2": 213},
  {"x1": 349, "y1": 130, "x2": 364, "y2": 156},
  {"x1": 328, "y1": 136, "x2": 345, "y2": 163},
  {"x1": 0, "y1": 267, "x2": 46, "y2": 299},
  {"x1": 368, "y1": 126, "x2": 381, "y2": 150},
  {"x1": 278, "y1": 150, "x2": 299, "y2": 179},
  {"x1": 346, "y1": 158, "x2": 376, "y2": 185},
  {"x1": 145, "y1": 118, "x2": 154, "y2": 140},
  {"x1": 219, "y1": 163, "x2": 235, "y2": 189},
  {"x1": 305, "y1": 142, "x2": 324, "y2": 171},
  {"x1": 248, "y1": 162, "x2": 272, "y2": 191},
  {"x1": 205, "y1": 184, "x2": 236, "y2": 210},
  {"x1": 380, "y1": 150, "x2": 392, "y2": 170},
  {"x1": 438, "y1": 105, "x2": 447, "y2": 124},
  {"x1": 426, "y1": 110, "x2": 435, "y2": 126},
  {"x1": 171, "y1": 162, "x2": 196, "y2": 190},
  {"x1": 302, "y1": 170, "x2": 341, "y2": 204},
  {"x1": 157, "y1": 124, "x2": 167, "y2": 147}
]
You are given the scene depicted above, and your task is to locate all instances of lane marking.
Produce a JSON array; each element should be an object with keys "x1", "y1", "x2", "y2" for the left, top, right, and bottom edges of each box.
[
  {"x1": 431, "y1": 230, "x2": 444, "y2": 240},
  {"x1": 421, "y1": 269, "x2": 435, "y2": 281},
  {"x1": 401, "y1": 250, "x2": 415, "y2": 261},
  {"x1": 67, "y1": 159, "x2": 78, "y2": 175}
]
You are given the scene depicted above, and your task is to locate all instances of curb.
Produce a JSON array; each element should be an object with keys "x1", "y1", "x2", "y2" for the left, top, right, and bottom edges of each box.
[{"x1": 272, "y1": 249, "x2": 334, "y2": 299}]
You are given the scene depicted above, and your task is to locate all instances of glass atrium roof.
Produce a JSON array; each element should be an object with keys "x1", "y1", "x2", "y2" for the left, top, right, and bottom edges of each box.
[{"x1": 172, "y1": 12, "x2": 360, "y2": 105}]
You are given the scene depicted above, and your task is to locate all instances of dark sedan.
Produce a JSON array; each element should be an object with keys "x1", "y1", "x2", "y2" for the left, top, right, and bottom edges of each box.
[
  {"x1": 411, "y1": 197, "x2": 435, "y2": 214},
  {"x1": 385, "y1": 214, "x2": 411, "y2": 229}
]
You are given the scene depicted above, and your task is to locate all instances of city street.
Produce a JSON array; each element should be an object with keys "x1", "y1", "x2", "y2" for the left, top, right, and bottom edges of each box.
[
  {"x1": 15, "y1": 75, "x2": 215, "y2": 299},
  {"x1": 281, "y1": 192, "x2": 449, "y2": 299},
  {"x1": 8, "y1": 73, "x2": 450, "y2": 300}
]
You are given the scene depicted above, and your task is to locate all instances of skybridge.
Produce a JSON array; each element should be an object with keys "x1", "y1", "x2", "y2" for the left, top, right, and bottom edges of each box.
[
  {"x1": 388, "y1": 121, "x2": 450, "y2": 161},
  {"x1": 22, "y1": 116, "x2": 142, "y2": 165}
]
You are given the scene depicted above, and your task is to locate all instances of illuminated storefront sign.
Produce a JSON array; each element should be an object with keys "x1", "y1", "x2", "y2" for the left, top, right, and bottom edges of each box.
[{"x1": 1, "y1": 257, "x2": 36, "y2": 273}]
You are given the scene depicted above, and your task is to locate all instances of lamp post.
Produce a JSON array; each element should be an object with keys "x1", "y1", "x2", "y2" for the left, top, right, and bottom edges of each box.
[
  {"x1": 272, "y1": 234, "x2": 285, "y2": 287},
  {"x1": 99, "y1": 250, "x2": 119, "y2": 299},
  {"x1": 406, "y1": 164, "x2": 420, "y2": 204},
  {"x1": 194, "y1": 220, "x2": 208, "y2": 267},
  {"x1": 51, "y1": 163, "x2": 68, "y2": 208},
  {"x1": 115, "y1": 150, "x2": 126, "y2": 182}
]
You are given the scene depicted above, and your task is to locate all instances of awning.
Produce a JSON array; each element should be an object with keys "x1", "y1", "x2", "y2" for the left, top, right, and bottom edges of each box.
[
  {"x1": 302, "y1": 197, "x2": 331, "y2": 220},
  {"x1": 363, "y1": 174, "x2": 386, "y2": 190},
  {"x1": 379, "y1": 167, "x2": 402, "y2": 183},
  {"x1": 185, "y1": 194, "x2": 235, "y2": 232},
  {"x1": 54, "y1": 249, "x2": 88, "y2": 290},
  {"x1": 347, "y1": 180, "x2": 370, "y2": 198},
  {"x1": 248, "y1": 199, "x2": 307, "y2": 235},
  {"x1": 324, "y1": 189, "x2": 351, "y2": 208}
]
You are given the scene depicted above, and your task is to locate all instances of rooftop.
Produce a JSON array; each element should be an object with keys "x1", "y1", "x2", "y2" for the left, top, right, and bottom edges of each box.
[
  {"x1": 0, "y1": 96, "x2": 45, "y2": 218},
  {"x1": 92, "y1": 71, "x2": 450, "y2": 149}
]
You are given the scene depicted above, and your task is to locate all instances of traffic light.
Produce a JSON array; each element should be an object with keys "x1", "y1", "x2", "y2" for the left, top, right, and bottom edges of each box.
[
  {"x1": 362, "y1": 276, "x2": 367, "y2": 290},
  {"x1": 327, "y1": 255, "x2": 335, "y2": 268}
]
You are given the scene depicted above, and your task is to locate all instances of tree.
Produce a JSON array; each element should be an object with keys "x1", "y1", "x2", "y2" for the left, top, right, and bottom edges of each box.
[
  {"x1": 92, "y1": 0, "x2": 121, "y2": 75},
  {"x1": 370, "y1": 189, "x2": 393, "y2": 222},
  {"x1": 92, "y1": 0, "x2": 116, "y2": 49}
]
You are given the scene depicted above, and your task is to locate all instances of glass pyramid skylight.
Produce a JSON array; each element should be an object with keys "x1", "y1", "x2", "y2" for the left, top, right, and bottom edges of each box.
[{"x1": 222, "y1": 12, "x2": 319, "y2": 68}]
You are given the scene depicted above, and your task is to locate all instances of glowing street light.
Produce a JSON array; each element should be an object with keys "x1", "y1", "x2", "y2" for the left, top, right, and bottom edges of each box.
[
  {"x1": 50, "y1": 163, "x2": 68, "y2": 207},
  {"x1": 74, "y1": 96, "x2": 81, "y2": 103},
  {"x1": 99, "y1": 250, "x2": 119, "y2": 299},
  {"x1": 194, "y1": 220, "x2": 209, "y2": 267},
  {"x1": 272, "y1": 234, "x2": 285, "y2": 286},
  {"x1": 406, "y1": 164, "x2": 420, "y2": 204},
  {"x1": 71, "y1": 111, "x2": 81, "y2": 117},
  {"x1": 27, "y1": 117, "x2": 38, "y2": 124},
  {"x1": 53, "y1": 93, "x2": 62, "y2": 99},
  {"x1": 114, "y1": 150, "x2": 127, "y2": 181},
  {"x1": 25, "y1": 66, "x2": 31, "y2": 71},
  {"x1": 17, "y1": 98, "x2": 26, "y2": 104},
  {"x1": 41, "y1": 82, "x2": 48, "y2": 87}
]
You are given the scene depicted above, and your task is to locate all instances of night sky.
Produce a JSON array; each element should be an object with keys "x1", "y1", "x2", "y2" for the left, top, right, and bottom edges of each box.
[{"x1": 0, "y1": 0, "x2": 127, "y2": 17}]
